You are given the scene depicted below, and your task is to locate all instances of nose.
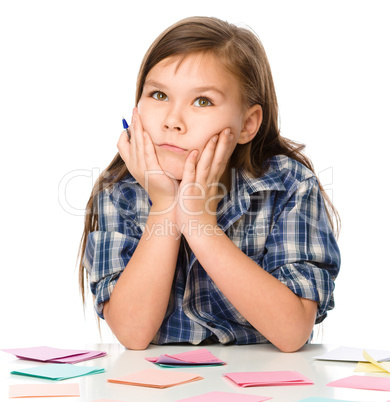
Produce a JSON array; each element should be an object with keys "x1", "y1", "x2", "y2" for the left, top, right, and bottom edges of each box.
[{"x1": 162, "y1": 105, "x2": 186, "y2": 134}]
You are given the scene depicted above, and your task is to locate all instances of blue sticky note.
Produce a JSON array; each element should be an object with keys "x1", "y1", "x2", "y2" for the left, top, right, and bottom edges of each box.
[{"x1": 11, "y1": 363, "x2": 105, "y2": 380}]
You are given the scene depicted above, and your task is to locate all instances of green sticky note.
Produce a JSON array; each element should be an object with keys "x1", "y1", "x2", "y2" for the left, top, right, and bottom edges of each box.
[{"x1": 11, "y1": 363, "x2": 105, "y2": 380}]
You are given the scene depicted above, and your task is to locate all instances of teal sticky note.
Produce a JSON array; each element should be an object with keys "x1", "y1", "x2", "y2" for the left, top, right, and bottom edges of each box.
[{"x1": 11, "y1": 363, "x2": 105, "y2": 380}]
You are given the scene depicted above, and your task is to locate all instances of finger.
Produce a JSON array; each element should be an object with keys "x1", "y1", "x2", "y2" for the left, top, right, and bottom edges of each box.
[
  {"x1": 131, "y1": 108, "x2": 147, "y2": 159},
  {"x1": 208, "y1": 128, "x2": 233, "y2": 179},
  {"x1": 181, "y1": 150, "x2": 199, "y2": 185},
  {"x1": 196, "y1": 135, "x2": 219, "y2": 183},
  {"x1": 117, "y1": 130, "x2": 132, "y2": 164},
  {"x1": 143, "y1": 129, "x2": 162, "y2": 171},
  {"x1": 131, "y1": 109, "x2": 140, "y2": 151}
]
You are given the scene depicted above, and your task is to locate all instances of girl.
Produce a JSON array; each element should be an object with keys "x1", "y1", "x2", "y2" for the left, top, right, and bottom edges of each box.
[{"x1": 79, "y1": 16, "x2": 340, "y2": 352}]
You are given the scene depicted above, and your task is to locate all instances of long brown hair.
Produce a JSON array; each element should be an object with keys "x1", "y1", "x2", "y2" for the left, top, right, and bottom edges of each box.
[{"x1": 78, "y1": 16, "x2": 340, "y2": 302}]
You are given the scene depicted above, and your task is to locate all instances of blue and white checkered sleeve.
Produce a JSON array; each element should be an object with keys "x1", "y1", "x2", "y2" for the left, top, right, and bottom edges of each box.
[
  {"x1": 262, "y1": 176, "x2": 341, "y2": 324},
  {"x1": 82, "y1": 187, "x2": 141, "y2": 319}
]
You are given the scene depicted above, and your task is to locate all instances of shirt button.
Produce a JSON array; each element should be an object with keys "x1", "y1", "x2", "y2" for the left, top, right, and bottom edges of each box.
[{"x1": 207, "y1": 321, "x2": 216, "y2": 328}]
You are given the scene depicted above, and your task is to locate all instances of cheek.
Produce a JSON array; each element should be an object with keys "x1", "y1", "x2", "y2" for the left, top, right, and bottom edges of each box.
[
  {"x1": 195, "y1": 109, "x2": 241, "y2": 133},
  {"x1": 188, "y1": 118, "x2": 222, "y2": 144},
  {"x1": 137, "y1": 108, "x2": 160, "y2": 140},
  {"x1": 190, "y1": 117, "x2": 241, "y2": 148}
]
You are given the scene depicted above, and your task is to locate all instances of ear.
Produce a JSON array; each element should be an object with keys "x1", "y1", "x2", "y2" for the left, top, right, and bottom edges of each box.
[{"x1": 237, "y1": 105, "x2": 263, "y2": 144}]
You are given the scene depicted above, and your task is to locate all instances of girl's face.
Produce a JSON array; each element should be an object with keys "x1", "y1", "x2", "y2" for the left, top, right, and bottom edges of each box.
[{"x1": 137, "y1": 52, "x2": 247, "y2": 180}]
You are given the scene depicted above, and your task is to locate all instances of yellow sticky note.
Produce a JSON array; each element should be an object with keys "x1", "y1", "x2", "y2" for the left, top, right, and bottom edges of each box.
[
  {"x1": 355, "y1": 361, "x2": 390, "y2": 373},
  {"x1": 354, "y1": 350, "x2": 390, "y2": 374}
]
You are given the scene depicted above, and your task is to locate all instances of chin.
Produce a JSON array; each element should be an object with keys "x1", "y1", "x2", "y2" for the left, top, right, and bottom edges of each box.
[
  {"x1": 160, "y1": 167, "x2": 183, "y2": 181},
  {"x1": 157, "y1": 155, "x2": 185, "y2": 181}
]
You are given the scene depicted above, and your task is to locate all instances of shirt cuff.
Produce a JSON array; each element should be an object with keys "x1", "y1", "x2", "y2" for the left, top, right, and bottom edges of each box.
[{"x1": 271, "y1": 262, "x2": 335, "y2": 324}]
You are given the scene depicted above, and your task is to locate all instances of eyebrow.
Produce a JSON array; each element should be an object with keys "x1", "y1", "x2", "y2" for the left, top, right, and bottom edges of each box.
[{"x1": 144, "y1": 80, "x2": 226, "y2": 98}]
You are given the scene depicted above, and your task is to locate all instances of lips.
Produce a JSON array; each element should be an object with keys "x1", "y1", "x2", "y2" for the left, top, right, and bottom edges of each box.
[{"x1": 158, "y1": 143, "x2": 188, "y2": 154}]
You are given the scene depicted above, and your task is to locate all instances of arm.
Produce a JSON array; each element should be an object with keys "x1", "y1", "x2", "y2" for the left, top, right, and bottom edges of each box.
[
  {"x1": 185, "y1": 229, "x2": 317, "y2": 352},
  {"x1": 103, "y1": 208, "x2": 180, "y2": 350},
  {"x1": 105, "y1": 108, "x2": 181, "y2": 349},
  {"x1": 177, "y1": 131, "x2": 326, "y2": 352}
]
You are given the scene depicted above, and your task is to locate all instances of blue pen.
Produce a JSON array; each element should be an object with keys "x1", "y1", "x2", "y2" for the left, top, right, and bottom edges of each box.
[{"x1": 122, "y1": 117, "x2": 131, "y2": 141}]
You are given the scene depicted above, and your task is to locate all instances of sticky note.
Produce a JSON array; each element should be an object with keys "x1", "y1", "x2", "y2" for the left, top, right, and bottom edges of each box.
[
  {"x1": 2, "y1": 346, "x2": 106, "y2": 363},
  {"x1": 327, "y1": 375, "x2": 390, "y2": 391},
  {"x1": 11, "y1": 363, "x2": 105, "y2": 380},
  {"x1": 146, "y1": 348, "x2": 225, "y2": 367},
  {"x1": 9, "y1": 383, "x2": 80, "y2": 398},
  {"x1": 52, "y1": 350, "x2": 106, "y2": 363},
  {"x1": 176, "y1": 391, "x2": 272, "y2": 401},
  {"x1": 313, "y1": 346, "x2": 390, "y2": 362},
  {"x1": 91, "y1": 400, "x2": 127, "y2": 402},
  {"x1": 355, "y1": 361, "x2": 390, "y2": 373},
  {"x1": 360, "y1": 350, "x2": 390, "y2": 374},
  {"x1": 223, "y1": 371, "x2": 313, "y2": 387},
  {"x1": 107, "y1": 368, "x2": 203, "y2": 388}
]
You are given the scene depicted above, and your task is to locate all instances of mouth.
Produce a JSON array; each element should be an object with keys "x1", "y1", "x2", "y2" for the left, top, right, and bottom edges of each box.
[{"x1": 157, "y1": 143, "x2": 188, "y2": 154}]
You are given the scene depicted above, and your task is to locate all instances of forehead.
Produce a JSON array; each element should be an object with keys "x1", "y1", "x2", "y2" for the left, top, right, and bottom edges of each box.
[{"x1": 145, "y1": 52, "x2": 240, "y2": 92}]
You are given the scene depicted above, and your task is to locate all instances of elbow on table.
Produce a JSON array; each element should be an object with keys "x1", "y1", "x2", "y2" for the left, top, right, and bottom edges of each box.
[
  {"x1": 273, "y1": 299, "x2": 318, "y2": 353},
  {"x1": 275, "y1": 340, "x2": 306, "y2": 353},
  {"x1": 120, "y1": 337, "x2": 151, "y2": 351},
  {"x1": 113, "y1": 329, "x2": 153, "y2": 351},
  {"x1": 103, "y1": 303, "x2": 153, "y2": 350},
  {"x1": 271, "y1": 329, "x2": 312, "y2": 353}
]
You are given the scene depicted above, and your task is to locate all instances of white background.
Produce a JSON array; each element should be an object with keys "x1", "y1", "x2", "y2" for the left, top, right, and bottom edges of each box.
[{"x1": 1, "y1": 0, "x2": 389, "y2": 350}]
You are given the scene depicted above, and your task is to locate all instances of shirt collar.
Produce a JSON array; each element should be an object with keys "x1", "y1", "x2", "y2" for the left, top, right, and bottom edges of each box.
[
  {"x1": 236, "y1": 166, "x2": 286, "y2": 194},
  {"x1": 217, "y1": 164, "x2": 286, "y2": 231}
]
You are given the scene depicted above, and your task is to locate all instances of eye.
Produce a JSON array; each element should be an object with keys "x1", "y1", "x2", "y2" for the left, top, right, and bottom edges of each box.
[
  {"x1": 194, "y1": 97, "x2": 212, "y2": 107},
  {"x1": 152, "y1": 91, "x2": 168, "y2": 101}
]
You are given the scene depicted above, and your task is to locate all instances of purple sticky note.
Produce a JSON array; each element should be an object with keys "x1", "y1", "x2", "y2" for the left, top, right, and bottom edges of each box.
[{"x1": 2, "y1": 346, "x2": 106, "y2": 364}]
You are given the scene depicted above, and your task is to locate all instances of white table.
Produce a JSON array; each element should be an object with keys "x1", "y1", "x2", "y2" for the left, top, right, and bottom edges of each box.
[{"x1": 1, "y1": 343, "x2": 389, "y2": 401}]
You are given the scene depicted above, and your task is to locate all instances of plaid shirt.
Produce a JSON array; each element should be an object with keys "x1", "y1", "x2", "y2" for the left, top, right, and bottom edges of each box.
[{"x1": 84, "y1": 155, "x2": 340, "y2": 345}]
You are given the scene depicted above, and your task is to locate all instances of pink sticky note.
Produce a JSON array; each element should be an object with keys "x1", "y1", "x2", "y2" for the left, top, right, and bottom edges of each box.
[
  {"x1": 9, "y1": 383, "x2": 80, "y2": 398},
  {"x1": 176, "y1": 391, "x2": 272, "y2": 401},
  {"x1": 91, "y1": 400, "x2": 127, "y2": 402},
  {"x1": 146, "y1": 348, "x2": 225, "y2": 365},
  {"x1": 327, "y1": 375, "x2": 390, "y2": 391},
  {"x1": 224, "y1": 371, "x2": 313, "y2": 387},
  {"x1": 108, "y1": 368, "x2": 203, "y2": 388}
]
